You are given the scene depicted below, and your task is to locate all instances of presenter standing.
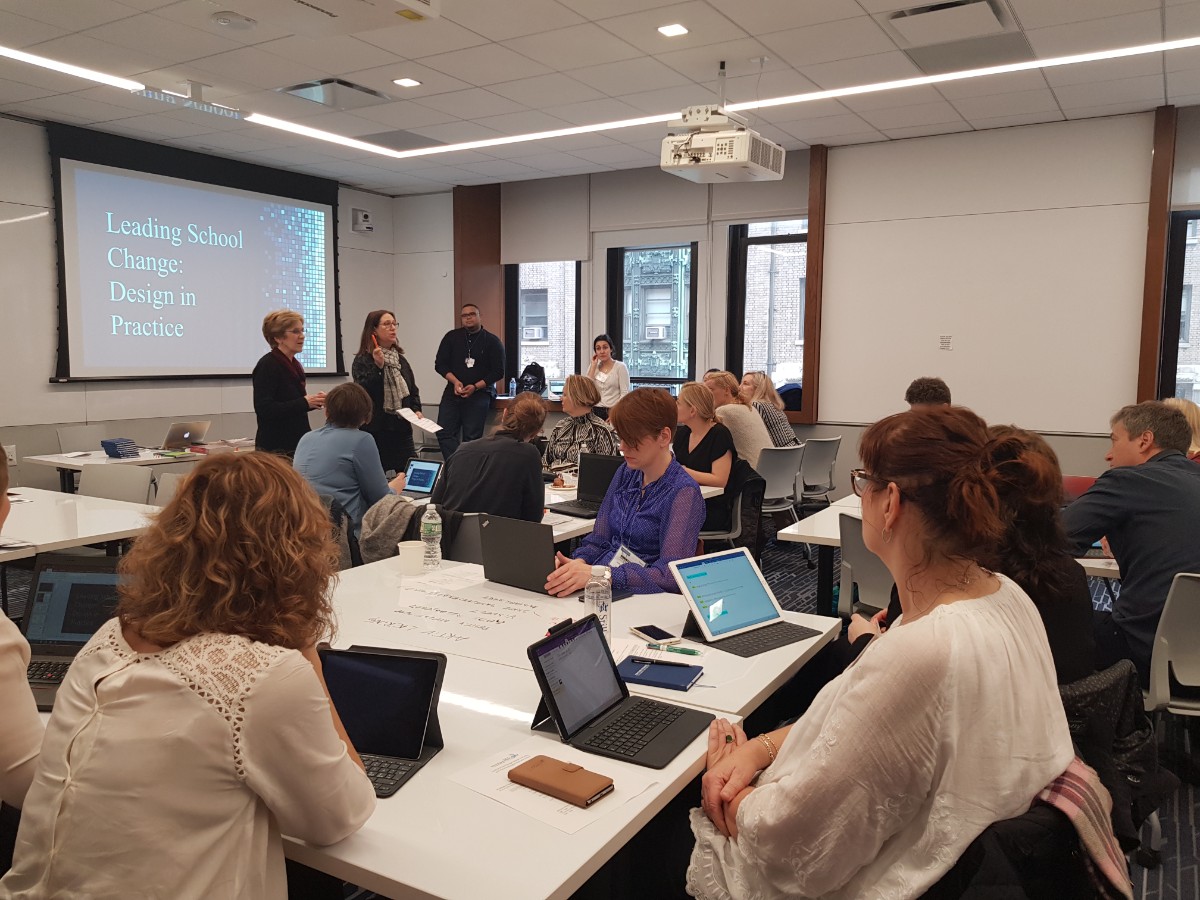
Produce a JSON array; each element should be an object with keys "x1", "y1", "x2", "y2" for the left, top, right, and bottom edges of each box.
[
  {"x1": 586, "y1": 334, "x2": 630, "y2": 419},
  {"x1": 352, "y1": 310, "x2": 423, "y2": 474},
  {"x1": 252, "y1": 310, "x2": 325, "y2": 457},
  {"x1": 434, "y1": 303, "x2": 505, "y2": 459}
]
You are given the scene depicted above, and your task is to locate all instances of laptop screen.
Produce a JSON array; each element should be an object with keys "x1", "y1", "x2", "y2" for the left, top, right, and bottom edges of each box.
[
  {"x1": 403, "y1": 459, "x2": 442, "y2": 496},
  {"x1": 531, "y1": 617, "x2": 624, "y2": 737},
  {"x1": 674, "y1": 549, "x2": 782, "y2": 638},
  {"x1": 320, "y1": 649, "x2": 443, "y2": 759},
  {"x1": 576, "y1": 453, "x2": 623, "y2": 503},
  {"x1": 24, "y1": 562, "x2": 123, "y2": 648}
]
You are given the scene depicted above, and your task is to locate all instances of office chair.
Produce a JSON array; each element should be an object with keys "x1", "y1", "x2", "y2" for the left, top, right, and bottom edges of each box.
[
  {"x1": 78, "y1": 465, "x2": 154, "y2": 505},
  {"x1": 837, "y1": 514, "x2": 894, "y2": 620}
]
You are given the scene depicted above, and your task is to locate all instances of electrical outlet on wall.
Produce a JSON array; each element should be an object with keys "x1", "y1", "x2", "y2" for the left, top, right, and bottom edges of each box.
[{"x1": 2, "y1": 444, "x2": 14, "y2": 463}]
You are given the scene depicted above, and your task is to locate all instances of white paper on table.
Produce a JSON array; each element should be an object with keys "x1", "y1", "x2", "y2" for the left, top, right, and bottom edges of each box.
[
  {"x1": 401, "y1": 565, "x2": 487, "y2": 592},
  {"x1": 0, "y1": 537, "x2": 34, "y2": 549},
  {"x1": 609, "y1": 637, "x2": 706, "y2": 663},
  {"x1": 399, "y1": 408, "x2": 442, "y2": 433},
  {"x1": 450, "y1": 737, "x2": 659, "y2": 834},
  {"x1": 541, "y1": 512, "x2": 573, "y2": 526}
]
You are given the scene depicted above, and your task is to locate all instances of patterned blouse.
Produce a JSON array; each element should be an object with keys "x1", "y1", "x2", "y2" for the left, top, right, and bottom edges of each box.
[
  {"x1": 753, "y1": 400, "x2": 801, "y2": 448},
  {"x1": 544, "y1": 412, "x2": 620, "y2": 466}
]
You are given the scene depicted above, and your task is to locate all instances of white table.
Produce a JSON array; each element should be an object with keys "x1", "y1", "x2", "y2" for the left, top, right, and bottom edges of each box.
[
  {"x1": 0, "y1": 487, "x2": 157, "y2": 563},
  {"x1": 542, "y1": 484, "x2": 722, "y2": 543},
  {"x1": 24, "y1": 450, "x2": 202, "y2": 493}
]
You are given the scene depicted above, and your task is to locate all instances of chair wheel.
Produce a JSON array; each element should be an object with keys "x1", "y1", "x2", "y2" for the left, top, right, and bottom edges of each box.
[{"x1": 1134, "y1": 846, "x2": 1161, "y2": 869}]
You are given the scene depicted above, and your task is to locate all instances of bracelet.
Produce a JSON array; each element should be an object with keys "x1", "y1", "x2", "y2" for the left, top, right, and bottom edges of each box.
[{"x1": 757, "y1": 733, "x2": 777, "y2": 765}]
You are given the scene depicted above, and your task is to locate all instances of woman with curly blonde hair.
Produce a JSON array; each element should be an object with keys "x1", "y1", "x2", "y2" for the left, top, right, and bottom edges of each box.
[{"x1": 2, "y1": 453, "x2": 375, "y2": 900}]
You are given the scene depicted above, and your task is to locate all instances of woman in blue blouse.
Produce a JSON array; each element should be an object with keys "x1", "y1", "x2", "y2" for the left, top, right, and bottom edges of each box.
[{"x1": 545, "y1": 388, "x2": 705, "y2": 596}]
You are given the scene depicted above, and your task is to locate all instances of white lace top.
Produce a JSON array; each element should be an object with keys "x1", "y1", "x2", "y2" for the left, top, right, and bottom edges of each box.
[
  {"x1": 687, "y1": 576, "x2": 1074, "y2": 899},
  {"x1": 1, "y1": 620, "x2": 375, "y2": 900}
]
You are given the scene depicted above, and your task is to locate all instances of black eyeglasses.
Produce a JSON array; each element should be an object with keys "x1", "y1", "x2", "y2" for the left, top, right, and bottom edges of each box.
[{"x1": 850, "y1": 468, "x2": 888, "y2": 497}]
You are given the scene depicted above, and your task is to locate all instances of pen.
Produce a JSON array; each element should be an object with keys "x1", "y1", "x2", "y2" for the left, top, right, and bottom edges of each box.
[
  {"x1": 647, "y1": 643, "x2": 701, "y2": 656},
  {"x1": 630, "y1": 656, "x2": 692, "y2": 668}
]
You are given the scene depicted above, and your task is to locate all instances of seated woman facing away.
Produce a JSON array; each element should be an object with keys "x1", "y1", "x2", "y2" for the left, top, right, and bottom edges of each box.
[
  {"x1": 689, "y1": 407, "x2": 1074, "y2": 899},
  {"x1": 546, "y1": 388, "x2": 705, "y2": 597},
  {"x1": 544, "y1": 374, "x2": 619, "y2": 467},
  {"x1": 673, "y1": 381, "x2": 735, "y2": 531},
  {"x1": 1163, "y1": 396, "x2": 1200, "y2": 461},
  {"x1": 1, "y1": 454, "x2": 375, "y2": 900},
  {"x1": 431, "y1": 391, "x2": 546, "y2": 522},
  {"x1": 293, "y1": 382, "x2": 405, "y2": 533},
  {"x1": 703, "y1": 371, "x2": 771, "y2": 469},
  {"x1": 740, "y1": 371, "x2": 800, "y2": 448}
]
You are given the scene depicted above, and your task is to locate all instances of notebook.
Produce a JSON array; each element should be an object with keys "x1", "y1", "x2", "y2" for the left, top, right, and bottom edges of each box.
[
  {"x1": 159, "y1": 420, "x2": 210, "y2": 450},
  {"x1": 546, "y1": 453, "x2": 624, "y2": 519},
  {"x1": 400, "y1": 457, "x2": 443, "y2": 500},
  {"x1": 318, "y1": 645, "x2": 446, "y2": 798},
  {"x1": 669, "y1": 547, "x2": 823, "y2": 658},
  {"x1": 21, "y1": 555, "x2": 124, "y2": 711},
  {"x1": 527, "y1": 615, "x2": 713, "y2": 769}
]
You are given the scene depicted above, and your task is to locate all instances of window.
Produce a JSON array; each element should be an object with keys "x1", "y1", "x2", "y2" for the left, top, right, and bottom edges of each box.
[
  {"x1": 1163, "y1": 213, "x2": 1200, "y2": 403},
  {"x1": 503, "y1": 261, "x2": 578, "y2": 390},
  {"x1": 1183, "y1": 285, "x2": 1193, "y2": 347},
  {"x1": 726, "y1": 219, "x2": 808, "y2": 391},
  {"x1": 606, "y1": 244, "x2": 697, "y2": 390}
]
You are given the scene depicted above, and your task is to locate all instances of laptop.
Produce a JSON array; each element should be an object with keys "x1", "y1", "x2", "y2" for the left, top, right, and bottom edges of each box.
[
  {"x1": 400, "y1": 457, "x2": 443, "y2": 500},
  {"x1": 318, "y1": 645, "x2": 446, "y2": 798},
  {"x1": 21, "y1": 555, "x2": 124, "y2": 711},
  {"x1": 480, "y1": 515, "x2": 632, "y2": 600},
  {"x1": 547, "y1": 453, "x2": 624, "y2": 519},
  {"x1": 159, "y1": 420, "x2": 210, "y2": 450},
  {"x1": 669, "y1": 547, "x2": 823, "y2": 658},
  {"x1": 527, "y1": 615, "x2": 713, "y2": 769}
]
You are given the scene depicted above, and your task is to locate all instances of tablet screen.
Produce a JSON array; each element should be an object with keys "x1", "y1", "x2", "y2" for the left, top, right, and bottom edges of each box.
[{"x1": 673, "y1": 549, "x2": 782, "y2": 638}]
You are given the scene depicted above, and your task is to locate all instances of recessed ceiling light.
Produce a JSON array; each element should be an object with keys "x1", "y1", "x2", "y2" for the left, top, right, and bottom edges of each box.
[
  {"x1": 392, "y1": 77, "x2": 422, "y2": 88},
  {"x1": 658, "y1": 24, "x2": 688, "y2": 37}
]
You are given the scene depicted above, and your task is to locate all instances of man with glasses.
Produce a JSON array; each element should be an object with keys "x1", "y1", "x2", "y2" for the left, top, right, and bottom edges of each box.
[{"x1": 434, "y1": 304, "x2": 505, "y2": 458}]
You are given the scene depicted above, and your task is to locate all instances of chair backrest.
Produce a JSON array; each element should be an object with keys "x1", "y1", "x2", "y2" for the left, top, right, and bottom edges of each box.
[
  {"x1": 1061, "y1": 475, "x2": 1097, "y2": 503},
  {"x1": 57, "y1": 423, "x2": 109, "y2": 453},
  {"x1": 838, "y1": 513, "x2": 894, "y2": 618},
  {"x1": 445, "y1": 512, "x2": 484, "y2": 564},
  {"x1": 755, "y1": 446, "x2": 805, "y2": 502},
  {"x1": 800, "y1": 436, "x2": 841, "y2": 495},
  {"x1": 78, "y1": 465, "x2": 154, "y2": 504},
  {"x1": 152, "y1": 471, "x2": 189, "y2": 508},
  {"x1": 1146, "y1": 572, "x2": 1200, "y2": 712}
]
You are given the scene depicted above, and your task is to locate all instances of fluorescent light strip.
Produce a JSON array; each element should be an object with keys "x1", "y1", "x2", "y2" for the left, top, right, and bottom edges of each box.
[
  {"x1": 0, "y1": 44, "x2": 144, "y2": 91},
  {"x1": 244, "y1": 113, "x2": 406, "y2": 157}
]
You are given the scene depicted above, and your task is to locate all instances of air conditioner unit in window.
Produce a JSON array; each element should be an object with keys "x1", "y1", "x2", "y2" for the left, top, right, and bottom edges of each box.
[
  {"x1": 645, "y1": 325, "x2": 667, "y2": 340},
  {"x1": 522, "y1": 326, "x2": 546, "y2": 341}
]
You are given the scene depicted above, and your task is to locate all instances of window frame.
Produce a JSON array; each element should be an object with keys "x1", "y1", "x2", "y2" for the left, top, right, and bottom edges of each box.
[{"x1": 503, "y1": 261, "x2": 582, "y2": 384}]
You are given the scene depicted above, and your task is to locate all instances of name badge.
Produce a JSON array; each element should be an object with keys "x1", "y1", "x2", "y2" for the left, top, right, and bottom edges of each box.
[
  {"x1": 595, "y1": 370, "x2": 608, "y2": 383},
  {"x1": 610, "y1": 544, "x2": 646, "y2": 568},
  {"x1": 465, "y1": 356, "x2": 475, "y2": 368}
]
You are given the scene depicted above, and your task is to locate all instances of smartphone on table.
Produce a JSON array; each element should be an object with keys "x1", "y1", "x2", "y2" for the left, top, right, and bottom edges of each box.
[{"x1": 629, "y1": 624, "x2": 680, "y2": 645}]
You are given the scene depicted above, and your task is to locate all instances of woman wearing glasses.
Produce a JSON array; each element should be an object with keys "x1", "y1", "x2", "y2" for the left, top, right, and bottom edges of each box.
[
  {"x1": 689, "y1": 407, "x2": 1074, "y2": 898},
  {"x1": 352, "y1": 310, "x2": 424, "y2": 474},
  {"x1": 253, "y1": 310, "x2": 327, "y2": 457}
]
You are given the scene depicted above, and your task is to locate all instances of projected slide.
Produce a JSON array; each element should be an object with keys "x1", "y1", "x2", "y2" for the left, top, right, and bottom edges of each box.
[{"x1": 59, "y1": 160, "x2": 336, "y2": 379}]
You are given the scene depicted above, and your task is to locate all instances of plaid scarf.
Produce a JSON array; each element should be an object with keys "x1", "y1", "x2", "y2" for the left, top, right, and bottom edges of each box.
[{"x1": 379, "y1": 346, "x2": 410, "y2": 414}]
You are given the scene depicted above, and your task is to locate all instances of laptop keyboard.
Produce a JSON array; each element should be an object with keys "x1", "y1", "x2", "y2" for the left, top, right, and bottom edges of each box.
[
  {"x1": 27, "y1": 661, "x2": 70, "y2": 683},
  {"x1": 585, "y1": 698, "x2": 684, "y2": 758},
  {"x1": 711, "y1": 622, "x2": 823, "y2": 658},
  {"x1": 548, "y1": 499, "x2": 603, "y2": 518},
  {"x1": 361, "y1": 753, "x2": 418, "y2": 798}
]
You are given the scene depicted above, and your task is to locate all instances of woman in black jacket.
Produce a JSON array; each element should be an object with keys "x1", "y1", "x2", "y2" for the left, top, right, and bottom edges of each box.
[
  {"x1": 351, "y1": 310, "x2": 424, "y2": 474},
  {"x1": 252, "y1": 310, "x2": 325, "y2": 456}
]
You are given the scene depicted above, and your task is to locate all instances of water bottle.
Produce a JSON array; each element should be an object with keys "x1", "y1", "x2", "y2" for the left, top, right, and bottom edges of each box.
[
  {"x1": 421, "y1": 504, "x2": 442, "y2": 570},
  {"x1": 508, "y1": 376, "x2": 517, "y2": 397},
  {"x1": 584, "y1": 565, "x2": 612, "y2": 645}
]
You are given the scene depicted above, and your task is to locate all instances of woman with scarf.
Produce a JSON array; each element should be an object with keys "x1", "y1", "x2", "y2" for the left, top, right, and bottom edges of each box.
[
  {"x1": 352, "y1": 310, "x2": 424, "y2": 474},
  {"x1": 252, "y1": 310, "x2": 326, "y2": 457}
]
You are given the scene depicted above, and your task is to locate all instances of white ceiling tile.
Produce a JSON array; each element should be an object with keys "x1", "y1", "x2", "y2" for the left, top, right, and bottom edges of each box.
[
  {"x1": 800, "y1": 129, "x2": 882, "y2": 146},
  {"x1": 558, "y1": 0, "x2": 678, "y2": 18},
  {"x1": 947, "y1": 89, "x2": 1061, "y2": 120},
  {"x1": 568, "y1": 57, "x2": 691, "y2": 96},
  {"x1": 502, "y1": 149, "x2": 605, "y2": 170},
  {"x1": 149, "y1": 3, "x2": 294, "y2": 45},
  {"x1": 353, "y1": 18, "x2": 489, "y2": 57},
  {"x1": 0, "y1": 55, "x2": 117, "y2": 93},
  {"x1": 133, "y1": 66, "x2": 256, "y2": 101},
  {"x1": 443, "y1": 0, "x2": 584, "y2": 42},
  {"x1": 654, "y1": 38, "x2": 784, "y2": 82},
  {"x1": 3, "y1": 0, "x2": 140, "y2": 30},
  {"x1": 256, "y1": 36, "x2": 401, "y2": 76},
  {"x1": 292, "y1": 110, "x2": 401, "y2": 137},
  {"x1": 535, "y1": 132, "x2": 622, "y2": 151},
  {"x1": 159, "y1": 104, "x2": 250, "y2": 131},
  {"x1": 459, "y1": 159, "x2": 546, "y2": 178},
  {"x1": 0, "y1": 9, "x2": 70, "y2": 47},
  {"x1": 26, "y1": 32, "x2": 170, "y2": 76},
  {"x1": 1007, "y1": 0, "x2": 1161, "y2": 31},
  {"x1": 338, "y1": 63, "x2": 470, "y2": 99},
  {"x1": 1168, "y1": 68, "x2": 1200, "y2": 96},
  {"x1": 472, "y1": 109, "x2": 574, "y2": 134},
  {"x1": 1062, "y1": 98, "x2": 1167, "y2": 119},
  {"x1": 855, "y1": 0, "x2": 926, "y2": 12},
  {"x1": 568, "y1": 144, "x2": 658, "y2": 165},
  {"x1": 1167, "y1": 47, "x2": 1200, "y2": 72},
  {"x1": 188, "y1": 46, "x2": 333, "y2": 89},
  {"x1": 84, "y1": 13, "x2": 242, "y2": 62},
  {"x1": 406, "y1": 121, "x2": 506, "y2": 144},
  {"x1": 596, "y1": 2, "x2": 752, "y2": 55},
  {"x1": 1166, "y1": 1, "x2": 1200, "y2": 39},
  {"x1": 855, "y1": 100, "x2": 966, "y2": 131},
  {"x1": 0, "y1": 76, "x2": 53, "y2": 104},
  {"x1": 233, "y1": 146, "x2": 341, "y2": 166},
  {"x1": 94, "y1": 112, "x2": 219, "y2": 139},
  {"x1": 716, "y1": 69, "x2": 822, "y2": 105},
  {"x1": 838, "y1": 84, "x2": 945, "y2": 113},
  {"x1": 934, "y1": 70, "x2": 1050, "y2": 100},
  {"x1": 750, "y1": 98, "x2": 851, "y2": 125},
  {"x1": 502, "y1": 24, "x2": 642, "y2": 71},
  {"x1": 775, "y1": 112, "x2": 879, "y2": 141},
  {"x1": 543, "y1": 96, "x2": 644, "y2": 124},
  {"x1": 762, "y1": 17, "x2": 898, "y2": 70},
  {"x1": 617, "y1": 84, "x2": 709, "y2": 114},
  {"x1": 708, "y1": 0, "x2": 863, "y2": 35},
  {"x1": 412, "y1": 88, "x2": 529, "y2": 118},
  {"x1": 163, "y1": 129, "x2": 278, "y2": 153},
  {"x1": 61, "y1": 84, "x2": 168, "y2": 112},
  {"x1": 1025, "y1": 11, "x2": 1163, "y2": 58},
  {"x1": 797, "y1": 49, "x2": 920, "y2": 90},
  {"x1": 880, "y1": 122, "x2": 973, "y2": 140},
  {"x1": 1, "y1": 90, "x2": 140, "y2": 122},
  {"x1": 396, "y1": 163, "x2": 485, "y2": 183},
  {"x1": 1041, "y1": 55, "x2": 1164, "y2": 88},
  {"x1": 348, "y1": 101, "x2": 461, "y2": 130},
  {"x1": 965, "y1": 110, "x2": 1066, "y2": 130},
  {"x1": 489, "y1": 73, "x2": 606, "y2": 106},
  {"x1": 418, "y1": 43, "x2": 552, "y2": 86},
  {"x1": 1051, "y1": 73, "x2": 1166, "y2": 108}
]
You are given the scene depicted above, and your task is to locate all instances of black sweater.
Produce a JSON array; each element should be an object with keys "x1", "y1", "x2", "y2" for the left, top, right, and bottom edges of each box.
[
  {"x1": 430, "y1": 433, "x2": 542, "y2": 522},
  {"x1": 252, "y1": 350, "x2": 310, "y2": 455}
]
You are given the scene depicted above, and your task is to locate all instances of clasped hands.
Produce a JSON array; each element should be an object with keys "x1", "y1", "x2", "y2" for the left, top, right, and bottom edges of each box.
[
  {"x1": 454, "y1": 381, "x2": 477, "y2": 398},
  {"x1": 306, "y1": 391, "x2": 327, "y2": 409},
  {"x1": 701, "y1": 719, "x2": 758, "y2": 839}
]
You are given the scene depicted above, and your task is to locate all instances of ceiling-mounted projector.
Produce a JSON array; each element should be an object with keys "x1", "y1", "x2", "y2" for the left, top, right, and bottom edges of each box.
[{"x1": 661, "y1": 105, "x2": 785, "y2": 184}]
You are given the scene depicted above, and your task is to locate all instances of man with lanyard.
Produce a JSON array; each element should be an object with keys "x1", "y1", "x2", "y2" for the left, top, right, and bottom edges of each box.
[{"x1": 434, "y1": 303, "x2": 505, "y2": 458}]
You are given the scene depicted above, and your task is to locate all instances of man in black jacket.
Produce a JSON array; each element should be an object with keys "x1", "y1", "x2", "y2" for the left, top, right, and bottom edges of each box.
[
  {"x1": 434, "y1": 304, "x2": 505, "y2": 458},
  {"x1": 1063, "y1": 401, "x2": 1200, "y2": 686}
]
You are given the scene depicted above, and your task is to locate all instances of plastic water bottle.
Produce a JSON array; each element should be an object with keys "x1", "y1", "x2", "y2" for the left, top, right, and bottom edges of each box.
[
  {"x1": 584, "y1": 565, "x2": 612, "y2": 645},
  {"x1": 421, "y1": 504, "x2": 442, "y2": 570},
  {"x1": 508, "y1": 376, "x2": 517, "y2": 397}
]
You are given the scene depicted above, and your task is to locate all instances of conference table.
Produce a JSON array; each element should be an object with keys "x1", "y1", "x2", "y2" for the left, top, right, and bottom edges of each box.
[
  {"x1": 0, "y1": 487, "x2": 157, "y2": 564},
  {"x1": 286, "y1": 555, "x2": 839, "y2": 899},
  {"x1": 542, "y1": 483, "x2": 722, "y2": 543},
  {"x1": 24, "y1": 449, "x2": 203, "y2": 493}
]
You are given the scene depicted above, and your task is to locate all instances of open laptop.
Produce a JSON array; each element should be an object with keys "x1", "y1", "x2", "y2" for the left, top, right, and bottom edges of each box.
[
  {"x1": 546, "y1": 452, "x2": 624, "y2": 519},
  {"x1": 159, "y1": 420, "x2": 210, "y2": 450},
  {"x1": 21, "y1": 555, "x2": 124, "y2": 711},
  {"x1": 399, "y1": 457, "x2": 443, "y2": 500},
  {"x1": 527, "y1": 615, "x2": 713, "y2": 769},
  {"x1": 669, "y1": 547, "x2": 823, "y2": 658},
  {"x1": 318, "y1": 646, "x2": 446, "y2": 798},
  {"x1": 480, "y1": 515, "x2": 632, "y2": 600}
]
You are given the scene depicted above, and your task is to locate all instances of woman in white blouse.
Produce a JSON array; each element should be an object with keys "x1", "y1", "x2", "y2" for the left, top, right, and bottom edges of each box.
[
  {"x1": 688, "y1": 406, "x2": 1074, "y2": 899},
  {"x1": 2, "y1": 453, "x2": 375, "y2": 900},
  {"x1": 586, "y1": 333, "x2": 630, "y2": 415}
]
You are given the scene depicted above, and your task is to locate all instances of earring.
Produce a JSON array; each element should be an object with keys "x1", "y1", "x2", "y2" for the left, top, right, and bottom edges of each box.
[{"x1": 882, "y1": 527, "x2": 893, "y2": 544}]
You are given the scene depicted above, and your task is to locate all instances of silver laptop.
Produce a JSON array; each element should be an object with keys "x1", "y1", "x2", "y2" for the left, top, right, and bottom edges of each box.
[
  {"x1": 400, "y1": 458, "x2": 443, "y2": 500},
  {"x1": 160, "y1": 420, "x2": 210, "y2": 450},
  {"x1": 21, "y1": 555, "x2": 124, "y2": 710}
]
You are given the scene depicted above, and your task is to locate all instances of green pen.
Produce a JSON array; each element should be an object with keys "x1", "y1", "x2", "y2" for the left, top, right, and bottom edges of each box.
[{"x1": 647, "y1": 643, "x2": 701, "y2": 655}]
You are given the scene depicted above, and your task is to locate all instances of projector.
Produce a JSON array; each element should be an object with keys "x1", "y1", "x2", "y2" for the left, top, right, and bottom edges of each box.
[{"x1": 661, "y1": 105, "x2": 785, "y2": 184}]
